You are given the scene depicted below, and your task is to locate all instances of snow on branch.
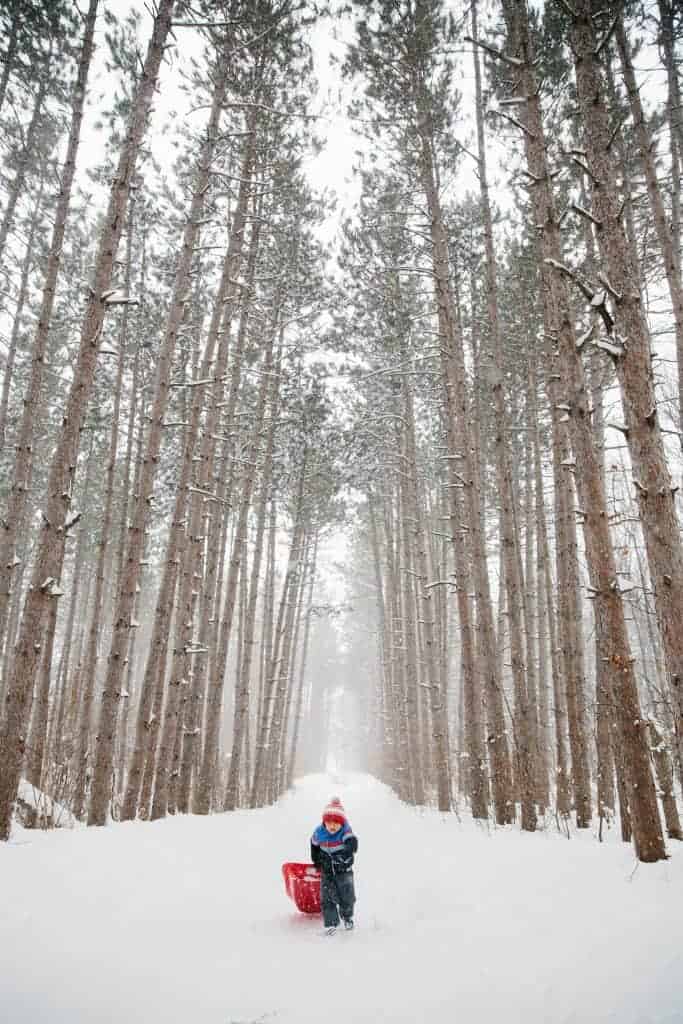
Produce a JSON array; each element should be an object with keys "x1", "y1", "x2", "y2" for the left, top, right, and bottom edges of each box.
[
  {"x1": 569, "y1": 201, "x2": 602, "y2": 228},
  {"x1": 188, "y1": 486, "x2": 229, "y2": 506},
  {"x1": 545, "y1": 259, "x2": 616, "y2": 331},
  {"x1": 101, "y1": 289, "x2": 140, "y2": 306},
  {"x1": 169, "y1": 375, "x2": 227, "y2": 389},
  {"x1": 499, "y1": 96, "x2": 529, "y2": 107},
  {"x1": 597, "y1": 272, "x2": 622, "y2": 303},
  {"x1": 595, "y1": 337, "x2": 625, "y2": 359},
  {"x1": 491, "y1": 109, "x2": 535, "y2": 138},
  {"x1": 544, "y1": 258, "x2": 595, "y2": 304},
  {"x1": 63, "y1": 511, "x2": 82, "y2": 534},
  {"x1": 569, "y1": 154, "x2": 601, "y2": 184},
  {"x1": 464, "y1": 35, "x2": 525, "y2": 68},
  {"x1": 40, "y1": 577, "x2": 63, "y2": 598}
]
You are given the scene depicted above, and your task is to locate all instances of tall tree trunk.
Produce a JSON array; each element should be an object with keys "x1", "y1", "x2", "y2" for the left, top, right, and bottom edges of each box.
[
  {"x1": 256, "y1": 501, "x2": 277, "y2": 756},
  {"x1": 367, "y1": 492, "x2": 397, "y2": 786},
  {"x1": 541, "y1": 466, "x2": 570, "y2": 819},
  {"x1": 72, "y1": 197, "x2": 135, "y2": 820},
  {"x1": 648, "y1": 719, "x2": 682, "y2": 840},
  {"x1": 441, "y1": 396, "x2": 488, "y2": 818},
  {"x1": 250, "y1": 472, "x2": 306, "y2": 808},
  {"x1": 384, "y1": 484, "x2": 411, "y2": 799},
  {"x1": 275, "y1": 533, "x2": 310, "y2": 798},
  {"x1": 530, "y1": 363, "x2": 551, "y2": 812},
  {"x1": 561, "y1": 459, "x2": 592, "y2": 828},
  {"x1": 401, "y1": 348, "x2": 449, "y2": 808},
  {"x1": 114, "y1": 222, "x2": 148, "y2": 594},
  {"x1": 615, "y1": 17, "x2": 683, "y2": 439},
  {"x1": 263, "y1": 512, "x2": 307, "y2": 806},
  {"x1": 471, "y1": 0, "x2": 535, "y2": 828},
  {"x1": 285, "y1": 532, "x2": 318, "y2": 791},
  {"x1": 397, "y1": 435, "x2": 423, "y2": 805},
  {"x1": 25, "y1": 602, "x2": 58, "y2": 789}
]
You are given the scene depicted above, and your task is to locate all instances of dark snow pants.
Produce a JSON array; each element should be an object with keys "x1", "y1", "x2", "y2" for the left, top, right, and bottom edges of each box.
[{"x1": 320, "y1": 870, "x2": 355, "y2": 928}]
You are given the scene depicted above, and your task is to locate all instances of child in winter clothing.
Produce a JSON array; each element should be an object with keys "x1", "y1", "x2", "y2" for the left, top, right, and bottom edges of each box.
[{"x1": 310, "y1": 797, "x2": 358, "y2": 934}]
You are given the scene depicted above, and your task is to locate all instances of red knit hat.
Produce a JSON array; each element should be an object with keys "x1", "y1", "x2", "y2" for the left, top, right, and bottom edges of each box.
[{"x1": 322, "y1": 796, "x2": 347, "y2": 827}]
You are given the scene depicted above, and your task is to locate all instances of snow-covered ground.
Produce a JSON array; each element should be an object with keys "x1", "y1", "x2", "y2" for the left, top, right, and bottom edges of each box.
[{"x1": 1, "y1": 773, "x2": 681, "y2": 1024}]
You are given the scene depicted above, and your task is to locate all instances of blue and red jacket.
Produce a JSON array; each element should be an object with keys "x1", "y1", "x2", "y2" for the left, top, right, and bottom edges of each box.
[{"x1": 310, "y1": 821, "x2": 358, "y2": 876}]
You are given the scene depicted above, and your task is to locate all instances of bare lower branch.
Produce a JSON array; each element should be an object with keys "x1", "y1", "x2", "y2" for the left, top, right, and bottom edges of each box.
[
  {"x1": 570, "y1": 201, "x2": 602, "y2": 227},
  {"x1": 493, "y1": 109, "x2": 535, "y2": 138},
  {"x1": 464, "y1": 35, "x2": 525, "y2": 68}
]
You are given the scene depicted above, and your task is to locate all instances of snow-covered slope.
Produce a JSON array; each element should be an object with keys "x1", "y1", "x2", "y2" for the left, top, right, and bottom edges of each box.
[{"x1": 1, "y1": 773, "x2": 681, "y2": 1023}]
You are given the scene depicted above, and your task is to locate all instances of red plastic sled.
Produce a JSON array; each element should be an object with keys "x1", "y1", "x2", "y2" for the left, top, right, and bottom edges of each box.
[{"x1": 282, "y1": 862, "x2": 321, "y2": 914}]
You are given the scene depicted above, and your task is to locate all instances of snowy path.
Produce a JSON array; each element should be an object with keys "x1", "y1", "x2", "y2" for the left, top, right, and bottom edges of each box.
[{"x1": 1, "y1": 773, "x2": 681, "y2": 1024}]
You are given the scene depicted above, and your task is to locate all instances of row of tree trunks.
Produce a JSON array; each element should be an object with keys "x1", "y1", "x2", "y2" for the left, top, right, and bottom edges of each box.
[
  {"x1": 0, "y1": 0, "x2": 99, "y2": 657},
  {"x1": 500, "y1": 0, "x2": 666, "y2": 862},
  {"x1": 0, "y1": 0, "x2": 176, "y2": 842},
  {"x1": 419, "y1": 142, "x2": 514, "y2": 825},
  {"x1": 87, "y1": 37, "x2": 240, "y2": 827},
  {"x1": 569, "y1": 0, "x2": 683, "y2": 794},
  {"x1": 194, "y1": 284, "x2": 277, "y2": 815}
]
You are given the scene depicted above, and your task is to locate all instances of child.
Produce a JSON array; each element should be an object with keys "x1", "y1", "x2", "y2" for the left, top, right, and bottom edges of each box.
[{"x1": 310, "y1": 797, "x2": 358, "y2": 935}]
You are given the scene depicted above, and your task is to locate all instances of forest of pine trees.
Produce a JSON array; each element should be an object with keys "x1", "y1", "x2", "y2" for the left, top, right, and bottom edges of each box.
[{"x1": 0, "y1": 0, "x2": 682, "y2": 867}]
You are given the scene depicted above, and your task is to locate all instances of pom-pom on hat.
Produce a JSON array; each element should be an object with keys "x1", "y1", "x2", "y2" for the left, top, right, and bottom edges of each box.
[{"x1": 322, "y1": 796, "x2": 347, "y2": 827}]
